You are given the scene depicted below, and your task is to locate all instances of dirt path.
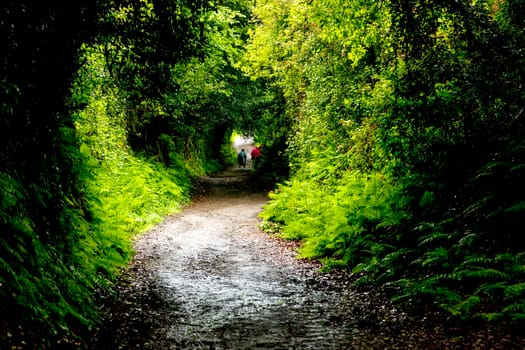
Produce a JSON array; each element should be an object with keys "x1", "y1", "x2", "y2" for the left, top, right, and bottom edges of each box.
[
  {"x1": 93, "y1": 177, "x2": 394, "y2": 349},
  {"x1": 91, "y1": 148, "x2": 524, "y2": 349}
]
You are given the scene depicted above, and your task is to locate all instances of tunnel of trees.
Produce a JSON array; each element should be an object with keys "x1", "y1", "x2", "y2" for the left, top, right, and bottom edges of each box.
[{"x1": 1, "y1": 0, "x2": 524, "y2": 347}]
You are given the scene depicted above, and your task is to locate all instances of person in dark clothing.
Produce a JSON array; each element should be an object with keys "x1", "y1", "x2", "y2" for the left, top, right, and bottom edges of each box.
[{"x1": 237, "y1": 149, "x2": 247, "y2": 168}]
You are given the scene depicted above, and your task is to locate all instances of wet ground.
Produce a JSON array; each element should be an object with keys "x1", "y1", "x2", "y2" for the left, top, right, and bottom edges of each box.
[
  {"x1": 91, "y1": 167, "x2": 525, "y2": 349},
  {"x1": 90, "y1": 141, "x2": 524, "y2": 349}
]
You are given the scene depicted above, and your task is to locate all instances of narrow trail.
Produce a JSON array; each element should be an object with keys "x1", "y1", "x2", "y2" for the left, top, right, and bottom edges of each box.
[
  {"x1": 91, "y1": 139, "x2": 523, "y2": 349},
  {"x1": 92, "y1": 173, "x2": 401, "y2": 349}
]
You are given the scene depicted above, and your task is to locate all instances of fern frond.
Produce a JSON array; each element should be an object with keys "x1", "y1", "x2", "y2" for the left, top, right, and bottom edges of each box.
[
  {"x1": 380, "y1": 248, "x2": 412, "y2": 264},
  {"x1": 414, "y1": 221, "x2": 440, "y2": 232},
  {"x1": 452, "y1": 295, "x2": 481, "y2": 315},
  {"x1": 429, "y1": 272, "x2": 460, "y2": 283},
  {"x1": 460, "y1": 268, "x2": 509, "y2": 280},
  {"x1": 485, "y1": 161, "x2": 511, "y2": 171},
  {"x1": 474, "y1": 281, "x2": 507, "y2": 296},
  {"x1": 419, "y1": 247, "x2": 449, "y2": 267},
  {"x1": 462, "y1": 195, "x2": 494, "y2": 217},
  {"x1": 494, "y1": 253, "x2": 517, "y2": 263},
  {"x1": 510, "y1": 164, "x2": 525, "y2": 173},
  {"x1": 457, "y1": 232, "x2": 477, "y2": 247},
  {"x1": 460, "y1": 256, "x2": 493, "y2": 267},
  {"x1": 502, "y1": 303, "x2": 525, "y2": 314},
  {"x1": 504, "y1": 201, "x2": 525, "y2": 213},
  {"x1": 504, "y1": 282, "x2": 525, "y2": 299},
  {"x1": 418, "y1": 232, "x2": 450, "y2": 247},
  {"x1": 434, "y1": 287, "x2": 463, "y2": 305}
]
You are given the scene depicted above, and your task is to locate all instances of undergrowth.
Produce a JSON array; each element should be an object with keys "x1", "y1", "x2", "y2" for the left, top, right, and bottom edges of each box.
[
  {"x1": 261, "y1": 165, "x2": 410, "y2": 271},
  {"x1": 1, "y1": 45, "x2": 197, "y2": 347},
  {"x1": 260, "y1": 152, "x2": 525, "y2": 326}
]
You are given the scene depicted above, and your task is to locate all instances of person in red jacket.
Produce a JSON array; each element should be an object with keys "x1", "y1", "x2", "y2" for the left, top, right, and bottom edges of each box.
[{"x1": 250, "y1": 146, "x2": 261, "y2": 168}]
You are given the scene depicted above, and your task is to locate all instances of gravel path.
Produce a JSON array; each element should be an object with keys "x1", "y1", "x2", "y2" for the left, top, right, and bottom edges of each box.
[{"x1": 91, "y1": 166, "x2": 524, "y2": 349}]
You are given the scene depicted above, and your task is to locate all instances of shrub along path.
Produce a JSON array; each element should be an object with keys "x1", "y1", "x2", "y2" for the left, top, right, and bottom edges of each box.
[{"x1": 90, "y1": 168, "x2": 524, "y2": 349}]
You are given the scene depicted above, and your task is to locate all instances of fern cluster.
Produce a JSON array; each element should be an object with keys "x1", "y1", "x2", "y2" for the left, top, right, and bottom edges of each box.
[
  {"x1": 262, "y1": 167, "x2": 410, "y2": 271},
  {"x1": 251, "y1": 0, "x2": 525, "y2": 326}
]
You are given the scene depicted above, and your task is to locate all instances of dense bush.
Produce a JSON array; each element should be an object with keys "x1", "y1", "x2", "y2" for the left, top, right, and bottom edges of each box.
[
  {"x1": 246, "y1": 0, "x2": 525, "y2": 324},
  {"x1": 1, "y1": 0, "x2": 257, "y2": 346}
]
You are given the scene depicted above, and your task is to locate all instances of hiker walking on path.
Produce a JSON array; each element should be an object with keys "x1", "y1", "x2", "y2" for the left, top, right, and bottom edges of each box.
[
  {"x1": 237, "y1": 149, "x2": 247, "y2": 168},
  {"x1": 250, "y1": 146, "x2": 261, "y2": 168}
]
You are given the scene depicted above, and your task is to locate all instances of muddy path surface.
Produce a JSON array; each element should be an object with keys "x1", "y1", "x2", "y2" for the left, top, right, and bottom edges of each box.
[{"x1": 91, "y1": 143, "x2": 524, "y2": 349}]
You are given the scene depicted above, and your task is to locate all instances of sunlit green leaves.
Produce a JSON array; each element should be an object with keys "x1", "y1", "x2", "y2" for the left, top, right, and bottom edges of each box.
[{"x1": 250, "y1": 0, "x2": 525, "y2": 326}]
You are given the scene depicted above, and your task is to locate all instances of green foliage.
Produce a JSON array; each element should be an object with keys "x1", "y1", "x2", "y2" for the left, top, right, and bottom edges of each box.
[
  {"x1": 98, "y1": 0, "x2": 256, "y2": 175},
  {"x1": 2, "y1": 0, "x2": 524, "y2": 345},
  {"x1": 2, "y1": 0, "x2": 261, "y2": 347},
  {"x1": 1, "y1": 0, "x2": 103, "y2": 345},
  {"x1": 70, "y1": 34, "x2": 195, "y2": 288},
  {"x1": 249, "y1": 0, "x2": 525, "y2": 326},
  {"x1": 262, "y1": 168, "x2": 410, "y2": 270}
]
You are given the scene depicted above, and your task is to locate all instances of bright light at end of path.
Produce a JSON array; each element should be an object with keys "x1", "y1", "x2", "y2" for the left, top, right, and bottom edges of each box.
[{"x1": 233, "y1": 135, "x2": 254, "y2": 148}]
